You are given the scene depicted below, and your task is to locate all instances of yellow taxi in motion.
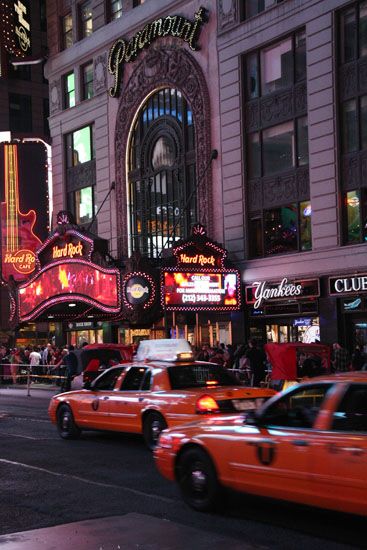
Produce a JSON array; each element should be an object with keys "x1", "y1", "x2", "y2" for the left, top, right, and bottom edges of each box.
[
  {"x1": 154, "y1": 372, "x2": 367, "y2": 515},
  {"x1": 48, "y1": 340, "x2": 275, "y2": 449}
]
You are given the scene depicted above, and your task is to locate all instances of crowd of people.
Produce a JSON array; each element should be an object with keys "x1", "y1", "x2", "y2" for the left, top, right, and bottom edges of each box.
[
  {"x1": 0, "y1": 338, "x2": 365, "y2": 388},
  {"x1": 0, "y1": 343, "x2": 73, "y2": 386}
]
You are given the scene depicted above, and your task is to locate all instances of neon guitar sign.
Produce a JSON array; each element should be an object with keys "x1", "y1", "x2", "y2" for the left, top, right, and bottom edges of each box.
[{"x1": 1, "y1": 143, "x2": 41, "y2": 281}]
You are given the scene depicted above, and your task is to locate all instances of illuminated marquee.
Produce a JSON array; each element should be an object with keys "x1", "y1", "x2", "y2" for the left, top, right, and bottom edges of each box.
[
  {"x1": 18, "y1": 260, "x2": 121, "y2": 322},
  {"x1": 108, "y1": 7, "x2": 208, "y2": 97},
  {"x1": 163, "y1": 270, "x2": 240, "y2": 311}
]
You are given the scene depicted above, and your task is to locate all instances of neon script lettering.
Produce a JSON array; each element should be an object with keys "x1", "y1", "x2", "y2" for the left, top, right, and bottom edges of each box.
[
  {"x1": 253, "y1": 278, "x2": 302, "y2": 309},
  {"x1": 52, "y1": 242, "x2": 83, "y2": 259},
  {"x1": 108, "y1": 7, "x2": 208, "y2": 97}
]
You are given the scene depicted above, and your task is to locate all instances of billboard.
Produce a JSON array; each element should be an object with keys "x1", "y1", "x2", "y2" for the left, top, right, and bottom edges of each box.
[
  {"x1": 18, "y1": 261, "x2": 120, "y2": 321},
  {"x1": 163, "y1": 270, "x2": 240, "y2": 311},
  {"x1": 0, "y1": 142, "x2": 49, "y2": 282}
]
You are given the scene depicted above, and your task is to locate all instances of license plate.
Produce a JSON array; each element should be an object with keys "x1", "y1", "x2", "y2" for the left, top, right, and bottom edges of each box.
[{"x1": 232, "y1": 399, "x2": 256, "y2": 411}]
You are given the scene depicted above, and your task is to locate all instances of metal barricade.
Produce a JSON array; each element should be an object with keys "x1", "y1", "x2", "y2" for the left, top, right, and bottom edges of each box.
[{"x1": 0, "y1": 363, "x2": 67, "y2": 396}]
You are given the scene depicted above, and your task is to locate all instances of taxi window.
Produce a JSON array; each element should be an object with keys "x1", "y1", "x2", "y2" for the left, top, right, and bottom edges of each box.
[
  {"x1": 332, "y1": 384, "x2": 367, "y2": 432},
  {"x1": 260, "y1": 384, "x2": 333, "y2": 428},
  {"x1": 120, "y1": 367, "x2": 148, "y2": 391},
  {"x1": 168, "y1": 364, "x2": 238, "y2": 389},
  {"x1": 92, "y1": 367, "x2": 125, "y2": 391}
]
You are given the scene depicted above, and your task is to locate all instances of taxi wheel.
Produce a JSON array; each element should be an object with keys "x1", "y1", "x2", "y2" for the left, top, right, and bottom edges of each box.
[
  {"x1": 57, "y1": 404, "x2": 81, "y2": 439},
  {"x1": 143, "y1": 412, "x2": 167, "y2": 450},
  {"x1": 178, "y1": 448, "x2": 221, "y2": 512}
]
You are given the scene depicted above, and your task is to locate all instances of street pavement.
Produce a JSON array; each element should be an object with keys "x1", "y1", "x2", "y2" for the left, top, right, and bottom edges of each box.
[{"x1": 0, "y1": 513, "x2": 256, "y2": 550}]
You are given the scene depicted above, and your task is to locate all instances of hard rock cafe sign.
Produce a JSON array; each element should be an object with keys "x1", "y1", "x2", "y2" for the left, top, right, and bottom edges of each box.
[
  {"x1": 108, "y1": 7, "x2": 208, "y2": 97},
  {"x1": 0, "y1": 0, "x2": 31, "y2": 57}
]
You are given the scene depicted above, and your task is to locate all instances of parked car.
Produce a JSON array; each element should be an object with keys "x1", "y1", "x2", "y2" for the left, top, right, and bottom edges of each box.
[
  {"x1": 70, "y1": 343, "x2": 135, "y2": 386},
  {"x1": 154, "y1": 372, "x2": 367, "y2": 516},
  {"x1": 48, "y1": 339, "x2": 276, "y2": 449}
]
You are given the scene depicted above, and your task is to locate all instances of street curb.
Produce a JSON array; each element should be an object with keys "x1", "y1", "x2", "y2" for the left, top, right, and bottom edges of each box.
[{"x1": 0, "y1": 513, "x2": 257, "y2": 549}]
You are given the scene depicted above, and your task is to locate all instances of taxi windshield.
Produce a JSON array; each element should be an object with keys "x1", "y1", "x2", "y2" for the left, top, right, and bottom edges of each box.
[{"x1": 168, "y1": 363, "x2": 238, "y2": 389}]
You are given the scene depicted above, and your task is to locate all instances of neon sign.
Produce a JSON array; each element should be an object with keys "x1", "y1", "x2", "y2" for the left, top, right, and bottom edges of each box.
[
  {"x1": 108, "y1": 7, "x2": 208, "y2": 97},
  {"x1": 52, "y1": 241, "x2": 83, "y2": 259},
  {"x1": 1, "y1": 143, "x2": 44, "y2": 282},
  {"x1": 179, "y1": 253, "x2": 215, "y2": 267},
  {"x1": 162, "y1": 270, "x2": 240, "y2": 311},
  {"x1": 246, "y1": 278, "x2": 320, "y2": 309},
  {"x1": 18, "y1": 261, "x2": 121, "y2": 321}
]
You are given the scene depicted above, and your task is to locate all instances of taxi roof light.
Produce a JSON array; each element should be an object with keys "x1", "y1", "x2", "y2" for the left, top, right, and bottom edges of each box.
[{"x1": 196, "y1": 395, "x2": 220, "y2": 414}]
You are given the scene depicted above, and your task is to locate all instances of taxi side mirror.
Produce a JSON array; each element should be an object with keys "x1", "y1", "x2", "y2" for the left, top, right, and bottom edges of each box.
[
  {"x1": 245, "y1": 410, "x2": 259, "y2": 425},
  {"x1": 83, "y1": 381, "x2": 92, "y2": 390}
]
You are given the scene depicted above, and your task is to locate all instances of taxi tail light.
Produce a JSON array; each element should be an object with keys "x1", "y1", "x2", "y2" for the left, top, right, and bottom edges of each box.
[
  {"x1": 158, "y1": 433, "x2": 181, "y2": 453},
  {"x1": 196, "y1": 395, "x2": 220, "y2": 414}
]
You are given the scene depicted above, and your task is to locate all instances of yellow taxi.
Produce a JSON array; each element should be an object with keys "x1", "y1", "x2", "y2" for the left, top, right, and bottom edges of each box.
[
  {"x1": 154, "y1": 372, "x2": 367, "y2": 515},
  {"x1": 48, "y1": 340, "x2": 275, "y2": 449}
]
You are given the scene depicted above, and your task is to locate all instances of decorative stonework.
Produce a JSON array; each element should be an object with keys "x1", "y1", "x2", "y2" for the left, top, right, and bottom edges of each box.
[
  {"x1": 260, "y1": 90, "x2": 293, "y2": 128},
  {"x1": 66, "y1": 160, "x2": 96, "y2": 192},
  {"x1": 94, "y1": 53, "x2": 107, "y2": 95},
  {"x1": 114, "y1": 45, "x2": 212, "y2": 258},
  {"x1": 50, "y1": 79, "x2": 61, "y2": 114},
  {"x1": 217, "y1": 0, "x2": 238, "y2": 32}
]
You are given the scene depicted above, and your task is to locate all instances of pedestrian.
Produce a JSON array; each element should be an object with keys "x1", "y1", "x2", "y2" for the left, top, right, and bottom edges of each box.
[
  {"x1": 61, "y1": 345, "x2": 78, "y2": 392},
  {"x1": 244, "y1": 339, "x2": 266, "y2": 387},
  {"x1": 351, "y1": 345, "x2": 365, "y2": 371},
  {"x1": 331, "y1": 342, "x2": 350, "y2": 373},
  {"x1": 10, "y1": 348, "x2": 21, "y2": 385},
  {"x1": 29, "y1": 346, "x2": 42, "y2": 378}
]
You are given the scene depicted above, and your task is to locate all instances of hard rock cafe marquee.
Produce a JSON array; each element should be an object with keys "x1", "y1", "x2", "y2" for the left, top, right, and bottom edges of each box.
[{"x1": 12, "y1": 218, "x2": 241, "y2": 346}]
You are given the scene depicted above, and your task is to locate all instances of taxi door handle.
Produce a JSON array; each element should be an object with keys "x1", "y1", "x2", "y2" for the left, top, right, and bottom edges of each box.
[
  {"x1": 340, "y1": 446, "x2": 364, "y2": 456},
  {"x1": 139, "y1": 397, "x2": 145, "y2": 402},
  {"x1": 292, "y1": 440, "x2": 309, "y2": 447},
  {"x1": 101, "y1": 396, "x2": 109, "y2": 401}
]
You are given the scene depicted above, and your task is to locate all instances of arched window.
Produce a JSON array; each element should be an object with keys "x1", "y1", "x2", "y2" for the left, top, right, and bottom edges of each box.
[{"x1": 128, "y1": 88, "x2": 196, "y2": 258}]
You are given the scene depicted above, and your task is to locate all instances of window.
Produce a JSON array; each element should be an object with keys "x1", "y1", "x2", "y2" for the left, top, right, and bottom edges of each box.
[
  {"x1": 244, "y1": 31, "x2": 309, "y2": 258},
  {"x1": 74, "y1": 186, "x2": 94, "y2": 225},
  {"x1": 128, "y1": 88, "x2": 196, "y2": 258},
  {"x1": 61, "y1": 13, "x2": 73, "y2": 50},
  {"x1": 109, "y1": 0, "x2": 123, "y2": 20},
  {"x1": 7, "y1": 62, "x2": 31, "y2": 81},
  {"x1": 133, "y1": 0, "x2": 146, "y2": 7},
  {"x1": 339, "y1": 3, "x2": 367, "y2": 245},
  {"x1": 245, "y1": 31, "x2": 306, "y2": 101},
  {"x1": 120, "y1": 367, "x2": 148, "y2": 390},
  {"x1": 242, "y1": 0, "x2": 285, "y2": 20},
  {"x1": 344, "y1": 189, "x2": 367, "y2": 243},
  {"x1": 63, "y1": 72, "x2": 75, "y2": 109},
  {"x1": 65, "y1": 125, "x2": 94, "y2": 168},
  {"x1": 79, "y1": 1, "x2": 93, "y2": 39},
  {"x1": 82, "y1": 62, "x2": 93, "y2": 100},
  {"x1": 93, "y1": 367, "x2": 125, "y2": 391},
  {"x1": 332, "y1": 384, "x2": 367, "y2": 432},
  {"x1": 260, "y1": 384, "x2": 333, "y2": 428},
  {"x1": 9, "y1": 93, "x2": 32, "y2": 132}
]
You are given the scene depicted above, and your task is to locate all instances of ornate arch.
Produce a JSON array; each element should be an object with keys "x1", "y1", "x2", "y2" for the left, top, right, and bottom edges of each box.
[{"x1": 115, "y1": 45, "x2": 212, "y2": 258}]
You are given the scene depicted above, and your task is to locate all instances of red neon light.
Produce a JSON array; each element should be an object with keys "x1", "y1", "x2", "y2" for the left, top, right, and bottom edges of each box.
[
  {"x1": 162, "y1": 269, "x2": 241, "y2": 311},
  {"x1": 18, "y1": 260, "x2": 121, "y2": 321},
  {"x1": 1, "y1": 143, "x2": 42, "y2": 282}
]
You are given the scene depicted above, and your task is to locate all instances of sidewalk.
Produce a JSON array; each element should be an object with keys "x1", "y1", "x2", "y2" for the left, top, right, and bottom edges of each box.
[
  {"x1": 0, "y1": 513, "x2": 255, "y2": 550},
  {"x1": 0, "y1": 384, "x2": 59, "y2": 398}
]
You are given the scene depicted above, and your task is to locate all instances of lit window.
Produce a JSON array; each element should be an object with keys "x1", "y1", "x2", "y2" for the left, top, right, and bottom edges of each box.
[
  {"x1": 75, "y1": 186, "x2": 93, "y2": 225},
  {"x1": 63, "y1": 72, "x2": 75, "y2": 108},
  {"x1": 62, "y1": 13, "x2": 73, "y2": 50},
  {"x1": 79, "y1": 1, "x2": 93, "y2": 39},
  {"x1": 110, "y1": 0, "x2": 123, "y2": 20},
  {"x1": 82, "y1": 62, "x2": 93, "y2": 100},
  {"x1": 65, "y1": 125, "x2": 94, "y2": 168}
]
